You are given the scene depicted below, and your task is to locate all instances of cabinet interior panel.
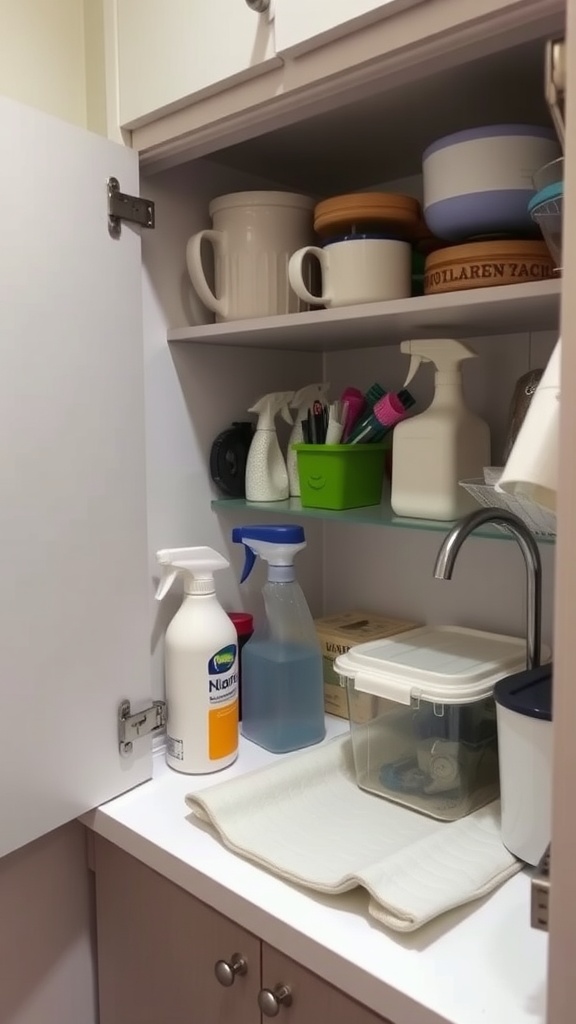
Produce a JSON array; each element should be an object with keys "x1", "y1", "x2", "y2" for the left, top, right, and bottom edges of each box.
[{"x1": 207, "y1": 37, "x2": 555, "y2": 193}]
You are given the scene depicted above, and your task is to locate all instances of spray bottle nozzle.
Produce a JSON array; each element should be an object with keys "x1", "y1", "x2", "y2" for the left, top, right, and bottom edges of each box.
[
  {"x1": 155, "y1": 546, "x2": 230, "y2": 600},
  {"x1": 401, "y1": 338, "x2": 478, "y2": 388},
  {"x1": 249, "y1": 391, "x2": 295, "y2": 429},
  {"x1": 232, "y1": 525, "x2": 306, "y2": 582},
  {"x1": 290, "y1": 383, "x2": 330, "y2": 411}
]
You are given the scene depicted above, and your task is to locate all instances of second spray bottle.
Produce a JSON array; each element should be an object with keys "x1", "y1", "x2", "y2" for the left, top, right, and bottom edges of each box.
[{"x1": 244, "y1": 384, "x2": 330, "y2": 502}]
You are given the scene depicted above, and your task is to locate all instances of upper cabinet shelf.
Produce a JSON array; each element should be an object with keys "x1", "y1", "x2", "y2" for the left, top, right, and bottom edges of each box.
[{"x1": 168, "y1": 279, "x2": 561, "y2": 353}]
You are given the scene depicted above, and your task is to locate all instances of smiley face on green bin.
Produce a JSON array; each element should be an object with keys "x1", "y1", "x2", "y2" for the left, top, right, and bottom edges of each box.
[{"x1": 307, "y1": 474, "x2": 326, "y2": 490}]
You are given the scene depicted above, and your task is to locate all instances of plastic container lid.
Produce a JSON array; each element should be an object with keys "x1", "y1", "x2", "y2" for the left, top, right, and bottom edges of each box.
[
  {"x1": 528, "y1": 181, "x2": 564, "y2": 213},
  {"x1": 494, "y1": 663, "x2": 552, "y2": 721},
  {"x1": 334, "y1": 625, "x2": 530, "y2": 705}
]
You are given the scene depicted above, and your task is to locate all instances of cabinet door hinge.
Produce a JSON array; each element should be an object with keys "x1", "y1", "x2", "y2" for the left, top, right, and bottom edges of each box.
[
  {"x1": 118, "y1": 699, "x2": 166, "y2": 756},
  {"x1": 108, "y1": 177, "x2": 155, "y2": 239},
  {"x1": 531, "y1": 844, "x2": 551, "y2": 932},
  {"x1": 545, "y1": 38, "x2": 565, "y2": 152}
]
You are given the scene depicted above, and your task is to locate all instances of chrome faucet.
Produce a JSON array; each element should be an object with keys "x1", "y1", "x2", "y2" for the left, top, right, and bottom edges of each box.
[{"x1": 433, "y1": 507, "x2": 542, "y2": 670}]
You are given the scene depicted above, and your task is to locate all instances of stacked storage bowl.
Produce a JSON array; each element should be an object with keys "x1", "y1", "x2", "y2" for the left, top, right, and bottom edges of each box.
[{"x1": 421, "y1": 125, "x2": 561, "y2": 295}]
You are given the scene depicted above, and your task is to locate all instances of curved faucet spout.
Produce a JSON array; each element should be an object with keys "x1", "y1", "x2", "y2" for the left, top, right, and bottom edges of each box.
[{"x1": 433, "y1": 507, "x2": 542, "y2": 670}]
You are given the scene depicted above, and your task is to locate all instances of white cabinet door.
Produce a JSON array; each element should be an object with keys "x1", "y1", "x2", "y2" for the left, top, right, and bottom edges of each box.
[
  {"x1": 116, "y1": 0, "x2": 281, "y2": 129},
  {"x1": 274, "y1": 0, "x2": 428, "y2": 57},
  {"x1": 0, "y1": 96, "x2": 152, "y2": 858}
]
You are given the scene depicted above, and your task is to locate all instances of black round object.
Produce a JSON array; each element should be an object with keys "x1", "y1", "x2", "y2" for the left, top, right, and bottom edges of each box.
[{"x1": 209, "y1": 422, "x2": 254, "y2": 498}]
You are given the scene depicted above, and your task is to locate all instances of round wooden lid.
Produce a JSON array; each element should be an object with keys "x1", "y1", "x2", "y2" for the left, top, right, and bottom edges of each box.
[
  {"x1": 424, "y1": 240, "x2": 555, "y2": 294},
  {"x1": 314, "y1": 192, "x2": 421, "y2": 238}
]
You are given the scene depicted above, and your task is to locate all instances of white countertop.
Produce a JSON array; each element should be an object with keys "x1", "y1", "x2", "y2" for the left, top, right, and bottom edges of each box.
[{"x1": 83, "y1": 717, "x2": 548, "y2": 1024}]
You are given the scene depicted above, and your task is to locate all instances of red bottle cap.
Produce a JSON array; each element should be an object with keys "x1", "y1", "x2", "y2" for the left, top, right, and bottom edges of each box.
[{"x1": 228, "y1": 612, "x2": 254, "y2": 637}]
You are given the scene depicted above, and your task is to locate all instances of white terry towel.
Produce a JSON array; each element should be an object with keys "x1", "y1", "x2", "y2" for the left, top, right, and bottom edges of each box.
[{"x1": 185, "y1": 735, "x2": 521, "y2": 932}]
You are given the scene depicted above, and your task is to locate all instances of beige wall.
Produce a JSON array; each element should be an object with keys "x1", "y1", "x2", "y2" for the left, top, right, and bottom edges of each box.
[{"x1": 0, "y1": 0, "x2": 107, "y2": 131}]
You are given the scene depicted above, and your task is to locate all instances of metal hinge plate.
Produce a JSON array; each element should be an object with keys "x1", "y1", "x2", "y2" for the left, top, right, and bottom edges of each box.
[
  {"x1": 545, "y1": 38, "x2": 565, "y2": 152},
  {"x1": 531, "y1": 844, "x2": 551, "y2": 932},
  {"x1": 118, "y1": 699, "x2": 166, "y2": 756},
  {"x1": 108, "y1": 177, "x2": 155, "y2": 239}
]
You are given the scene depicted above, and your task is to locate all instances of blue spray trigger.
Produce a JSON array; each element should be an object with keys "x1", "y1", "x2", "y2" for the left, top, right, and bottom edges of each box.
[
  {"x1": 240, "y1": 545, "x2": 256, "y2": 583},
  {"x1": 231, "y1": 526, "x2": 258, "y2": 582},
  {"x1": 232, "y1": 524, "x2": 306, "y2": 583}
]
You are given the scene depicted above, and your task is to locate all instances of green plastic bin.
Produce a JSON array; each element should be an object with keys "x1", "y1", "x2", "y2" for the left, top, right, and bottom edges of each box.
[{"x1": 293, "y1": 443, "x2": 387, "y2": 510}]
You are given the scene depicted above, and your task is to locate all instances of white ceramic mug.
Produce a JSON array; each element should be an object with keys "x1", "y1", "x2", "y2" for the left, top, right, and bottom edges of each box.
[
  {"x1": 288, "y1": 234, "x2": 412, "y2": 308},
  {"x1": 186, "y1": 190, "x2": 315, "y2": 322}
]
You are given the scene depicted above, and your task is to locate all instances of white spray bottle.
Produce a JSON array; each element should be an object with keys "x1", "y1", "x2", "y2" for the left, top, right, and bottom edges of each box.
[
  {"x1": 155, "y1": 546, "x2": 238, "y2": 774},
  {"x1": 245, "y1": 391, "x2": 294, "y2": 502},
  {"x1": 287, "y1": 382, "x2": 330, "y2": 496},
  {"x1": 391, "y1": 338, "x2": 491, "y2": 520}
]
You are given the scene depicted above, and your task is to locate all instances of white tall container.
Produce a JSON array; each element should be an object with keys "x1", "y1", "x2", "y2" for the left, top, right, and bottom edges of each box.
[
  {"x1": 155, "y1": 547, "x2": 239, "y2": 774},
  {"x1": 494, "y1": 665, "x2": 553, "y2": 865},
  {"x1": 391, "y1": 338, "x2": 491, "y2": 520}
]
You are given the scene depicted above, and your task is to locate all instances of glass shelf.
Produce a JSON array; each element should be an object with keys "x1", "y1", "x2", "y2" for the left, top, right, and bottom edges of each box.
[{"x1": 211, "y1": 494, "x2": 555, "y2": 544}]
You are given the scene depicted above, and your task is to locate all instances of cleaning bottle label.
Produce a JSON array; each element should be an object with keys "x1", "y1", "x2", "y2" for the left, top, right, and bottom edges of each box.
[{"x1": 208, "y1": 643, "x2": 239, "y2": 760}]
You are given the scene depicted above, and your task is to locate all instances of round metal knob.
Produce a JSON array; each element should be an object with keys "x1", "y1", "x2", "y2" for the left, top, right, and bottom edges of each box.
[
  {"x1": 245, "y1": 0, "x2": 270, "y2": 11},
  {"x1": 214, "y1": 953, "x2": 248, "y2": 987},
  {"x1": 258, "y1": 984, "x2": 292, "y2": 1016}
]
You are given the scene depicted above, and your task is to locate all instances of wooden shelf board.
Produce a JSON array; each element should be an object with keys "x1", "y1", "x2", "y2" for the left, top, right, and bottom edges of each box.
[{"x1": 169, "y1": 280, "x2": 561, "y2": 352}]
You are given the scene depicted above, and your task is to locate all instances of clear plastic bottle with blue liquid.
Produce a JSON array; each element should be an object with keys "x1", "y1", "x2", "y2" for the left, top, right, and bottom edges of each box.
[{"x1": 232, "y1": 525, "x2": 326, "y2": 753}]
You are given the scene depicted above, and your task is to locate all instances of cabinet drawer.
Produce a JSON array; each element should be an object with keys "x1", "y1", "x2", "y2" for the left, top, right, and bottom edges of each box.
[
  {"x1": 273, "y1": 0, "x2": 427, "y2": 57},
  {"x1": 94, "y1": 837, "x2": 260, "y2": 1024},
  {"x1": 117, "y1": 0, "x2": 281, "y2": 128},
  {"x1": 261, "y1": 943, "x2": 391, "y2": 1024}
]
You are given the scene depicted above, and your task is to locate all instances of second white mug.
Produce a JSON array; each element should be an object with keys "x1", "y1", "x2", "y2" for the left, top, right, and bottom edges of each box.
[{"x1": 289, "y1": 234, "x2": 412, "y2": 308}]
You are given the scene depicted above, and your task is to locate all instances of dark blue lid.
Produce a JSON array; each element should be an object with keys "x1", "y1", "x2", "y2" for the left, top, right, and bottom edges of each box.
[
  {"x1": 232, "y1": 525, "x2": 305, "y2": 544},
  {"x1": 494, "y1": 664, "x2": 552, "y2": 721},
  {"x1": 321, "y1": 232, "x2": 406, "y2": 245}
]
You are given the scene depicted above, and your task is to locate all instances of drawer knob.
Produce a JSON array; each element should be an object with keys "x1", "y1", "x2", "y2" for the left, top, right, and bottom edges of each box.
[
  {"x1": 214, "y1": 953, "x2": 248, "y2": 987},
  {"x1": 258, "y1": 984, "x2": 292, "y2": 1016},
  {"x1": 245, "y1": 0, "x2": 270, "y2": 11}
]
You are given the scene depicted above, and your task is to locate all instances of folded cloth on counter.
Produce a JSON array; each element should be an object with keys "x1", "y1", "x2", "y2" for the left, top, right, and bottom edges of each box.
[{"x1": 185, "y1": 735, "x2": 521, "y2": 933}]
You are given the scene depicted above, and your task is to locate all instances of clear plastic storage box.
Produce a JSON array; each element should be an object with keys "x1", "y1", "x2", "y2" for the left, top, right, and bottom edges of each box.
[{"x1": 334, "y1": 625, "x2": 530, "y2": 821}]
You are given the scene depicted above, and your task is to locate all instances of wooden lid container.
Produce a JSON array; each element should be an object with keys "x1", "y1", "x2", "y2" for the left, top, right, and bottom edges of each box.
[{"x1": 424, "y1": 240, "x2": 556, "y2": 295}]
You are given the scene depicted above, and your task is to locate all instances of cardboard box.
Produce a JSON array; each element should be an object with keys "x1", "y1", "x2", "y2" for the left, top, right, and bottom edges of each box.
[{"x1": 314, "y1": 610, "x2": 419, "y2": 720}]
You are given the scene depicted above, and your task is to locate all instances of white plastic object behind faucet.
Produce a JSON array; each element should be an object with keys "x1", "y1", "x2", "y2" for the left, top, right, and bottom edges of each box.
[{"x1": 497, "y1": 338, "x2": 560, "y2": 512}]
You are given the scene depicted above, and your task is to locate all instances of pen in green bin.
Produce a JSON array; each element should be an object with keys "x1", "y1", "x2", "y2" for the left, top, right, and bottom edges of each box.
[{"x1": 347, "y1": 390, "x2": 415, "y2": 444}]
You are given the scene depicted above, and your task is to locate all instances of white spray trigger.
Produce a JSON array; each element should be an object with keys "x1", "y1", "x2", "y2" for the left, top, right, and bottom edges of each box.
[
  {"x1": 281, "y1": 400, "x2": 294, "y2": 426},
  {"x1": 403, "y1": 355, "x2": 423, "y2": 389},
  {"x1": 155, "y1": 568, "x2": 178, "y2": 601}
]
